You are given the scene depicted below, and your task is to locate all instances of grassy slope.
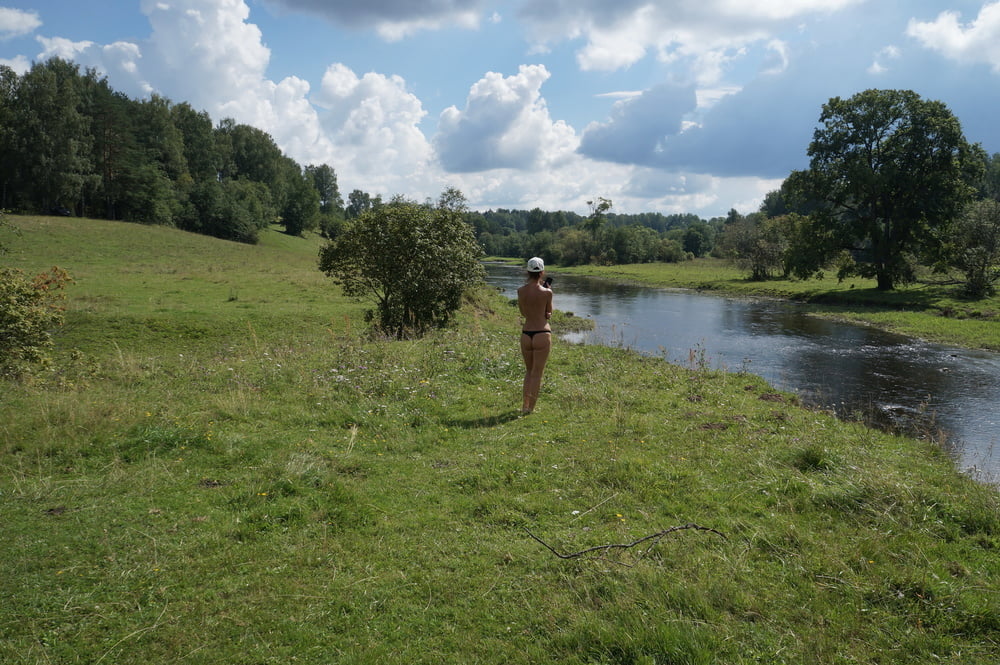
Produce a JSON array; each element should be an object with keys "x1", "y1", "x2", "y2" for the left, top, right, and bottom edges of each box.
[
  {"x1": 2, "y1": 216, "x2": 999, "y2": 664},
  {"x1": 560, "y1": 260, "x2": 1000, "y2": 351}
]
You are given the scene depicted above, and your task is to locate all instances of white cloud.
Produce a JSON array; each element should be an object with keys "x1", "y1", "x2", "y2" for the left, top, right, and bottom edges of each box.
[
  {"x1": 619, "y1": 169, "x2": 781, "y2": 217},
  {"x1": 435, "y1": 64, "x2": 578, "y2": 173},
  {"x1": 0, "y1": 53, "x2": 29, "y2": 73},
  {"x1": 0, "y1": 7, "x2": 41, "y2": 40},
  {"x1": 450, "y1": 158, "x2": 632, "y2": 212},
  {"x1": 907, "y1": 2, "x2": 1000, "y2": 73},
  {"x1": 139, "y1": 0, "x2": 272, "y2": 111},
  {"x1": 518, "y1": 0, "x2": 865, "y2": 84},
  {"x1": 314, "y1": 63, "x2": 433, "y2": 192},
  {"x1": 762, "y1": 39, "x2": 790, "y2": 75},
  {"x1": 868, "y1": 44, "x2": 900, "y2": 75},
  {"x1": 695, "y1": 86, "x2": 743, "y2": 109},
  {"x1": 36, "y1": 35, "x2": 94, "y2": 60}
]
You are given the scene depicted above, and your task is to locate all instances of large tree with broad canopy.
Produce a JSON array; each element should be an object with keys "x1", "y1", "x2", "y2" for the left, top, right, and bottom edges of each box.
[{"x1": 787, "y1": 89, "x2": 983, "y2": 290}]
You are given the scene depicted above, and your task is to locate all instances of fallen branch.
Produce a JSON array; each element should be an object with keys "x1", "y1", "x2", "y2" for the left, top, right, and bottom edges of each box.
[{"x1": 525, "y1": 523, "x2": 726, "y2": 561}]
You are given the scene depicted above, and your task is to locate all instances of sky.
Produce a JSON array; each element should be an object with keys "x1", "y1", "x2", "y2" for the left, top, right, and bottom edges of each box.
[{"x1": 3, "y1": 1, "x2": 1000, "y2": 219}]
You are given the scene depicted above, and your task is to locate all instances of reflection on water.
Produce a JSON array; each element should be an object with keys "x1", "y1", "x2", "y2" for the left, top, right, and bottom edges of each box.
[{"x1": 487, "y1": 264, "x2": 1000, "y2": 482}]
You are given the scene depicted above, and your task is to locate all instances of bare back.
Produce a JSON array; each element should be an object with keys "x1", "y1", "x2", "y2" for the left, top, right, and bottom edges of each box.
[{"x1": 517, "y1": 280, "x2": 553, "y2": 330}]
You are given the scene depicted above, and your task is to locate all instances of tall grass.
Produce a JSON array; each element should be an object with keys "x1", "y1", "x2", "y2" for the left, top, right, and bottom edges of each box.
[{"x1": 2, "y1": 216, "x2": 998, "y2": 664}]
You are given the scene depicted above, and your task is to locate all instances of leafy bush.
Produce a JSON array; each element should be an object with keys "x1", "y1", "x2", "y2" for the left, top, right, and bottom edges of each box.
[
  {"x1": 0, "y1": 266, "x2": 72, "y2": 377},
  {"x1": 319, "y1": 191, "x2": 484, "y2": 338},
  {"x1": 950, "y1": 199, "x2": 1000, "y2": 298}
]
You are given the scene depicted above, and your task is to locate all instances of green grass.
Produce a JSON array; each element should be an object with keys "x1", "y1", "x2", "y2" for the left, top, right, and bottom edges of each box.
[
  {"x1": 560, "y1": 259, "x2": 1000, "y2": 350},
  {"x1": 3, "y1": 216, "x2": 999, "y2": 664}
]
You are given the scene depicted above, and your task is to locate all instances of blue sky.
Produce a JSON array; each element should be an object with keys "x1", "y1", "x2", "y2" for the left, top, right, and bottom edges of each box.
[{"x1": 3, "y1": 1, "x2": 1000, "y2": 219}]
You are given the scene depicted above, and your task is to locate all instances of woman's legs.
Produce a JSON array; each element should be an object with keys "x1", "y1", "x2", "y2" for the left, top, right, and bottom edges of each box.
[{"x1": 520, "y1": 332, "x2": 551, "y2": 413}]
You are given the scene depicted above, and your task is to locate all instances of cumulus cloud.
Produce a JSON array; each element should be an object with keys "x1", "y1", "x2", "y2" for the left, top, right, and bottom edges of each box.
[
  {"x1": 517, "y1": 0, "x2": 864, "y2": 82},
  {"x1": 434, "y1": 64, "x2": 578, "y2": 173},
  {"x1": 578, "y1": 82, "x2": 698, "y2": 166},
  {"x1": 0, "y1": 53, "x2": 29, "y2": 73},
  {"x1": 36, "y1": 36, "x2": 145, "y2": 90},
  {"x1": 139, "y1": 0, "x2": 272, "y2": 111},
  {"x1": 263, "y1": 0, "x2": 485, "y2": 40},
  {"x1": 0, "y1": 7, "x2": 41, "y2": 40},
  {"x1": 907, "y1": 2, "x2": 1000, "y2": 73},
  {"x1": 313, "y1": 63, "x2": 432, "y2": 189}
]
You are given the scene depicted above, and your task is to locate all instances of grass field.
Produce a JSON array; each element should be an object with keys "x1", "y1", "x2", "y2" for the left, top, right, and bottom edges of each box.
[{"x1": 3, "y1": 216, "x2": 999, "y2": 664}]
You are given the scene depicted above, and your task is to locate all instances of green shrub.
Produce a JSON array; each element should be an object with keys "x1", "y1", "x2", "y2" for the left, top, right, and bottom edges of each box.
[{"x1": 0, "y1": 265, "x2": 72, "y2": 377}]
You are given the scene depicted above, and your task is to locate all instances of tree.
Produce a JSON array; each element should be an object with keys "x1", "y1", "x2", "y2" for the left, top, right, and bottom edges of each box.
[
  {"x1": 318, "y1": 191, "x2": 485, "y2": 338},
  {"x1": 219, "y1": 122, "x2": 284, "y2": 186},
  {"x1": 0, "y1": 65, "x2": 19, "y2": 208},
  {"x1": 980, "y1": 152, "x2": 1000, "y2": 202},
  {"x1": 682, "y1": 222, "x2": 712, "y2": 257},
  {"x1": 305, "y1": 164, "x2": 343, "y2": 214},
  {"x1": 775, "y1": 213, "x2": 837, "y2": 280},
  {"x1": 12, "y1": 58, "x2": 94, "y2": 213},
  {"x1": 80, "y1": 73, "x2": 136, "y2": 220},
  {"x1": 584, "y1": 197, "x2": 612, "y2": 238},
  {"x1": 718, "y1": 211, "x2": 786, "y2": 280},
  {"x1": 180, "y1": 179, "x2": 271, "y2": 243},
  {"x1": 280, "y1": 167, "x2": 320, "y2": 236},
  {"x1": 171, "y1": 102, "x2": 221, "y2": 183},
  {"x1": 346, "y1": 189, "x2": 380, "y2": 219},
  {"x1": 788, "y1": 89, "x2": 983, "y2": 290},
  {"x1": 949, "y1": 199, "x2": 1000, "y2": 298}
]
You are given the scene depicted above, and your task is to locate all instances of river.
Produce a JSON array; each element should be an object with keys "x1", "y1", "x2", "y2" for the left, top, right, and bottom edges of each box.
[{"x1": 486, "y1": 264, "x2": 1000, "y2": 483}]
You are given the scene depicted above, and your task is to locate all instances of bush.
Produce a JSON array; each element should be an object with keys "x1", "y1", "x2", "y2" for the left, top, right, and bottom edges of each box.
[
  {"x1": 951, "y1": 199, "x2": 1000, "y2": 298},
  {"x1": 318, "y1": 192, "x2": 484, "y2": 339},
  {"x1": 0, "y1": 266, "x2": 72, "y2": 377}
]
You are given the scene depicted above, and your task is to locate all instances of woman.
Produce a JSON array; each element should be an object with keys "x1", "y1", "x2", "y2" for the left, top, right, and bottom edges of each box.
[{"x1": 517, "y1": 257, "x2": 553, "y2": 414}]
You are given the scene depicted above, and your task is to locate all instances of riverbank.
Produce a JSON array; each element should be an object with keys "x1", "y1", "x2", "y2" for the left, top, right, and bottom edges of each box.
[
  {"x1": 3, "y1": 217, "x2": 999, "y2": 664},
  {"x1": 548, "y1": 259, "x2": 1000, "y2": 352}
]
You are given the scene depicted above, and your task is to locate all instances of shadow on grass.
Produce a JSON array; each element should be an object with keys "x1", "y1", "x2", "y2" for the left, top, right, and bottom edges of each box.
[
  {"x1": 800, "y1": 286, "x2": 946, "y2": 310},
  {"x1": 442, "y1": 410, "x2": 524, "y2": 429}
]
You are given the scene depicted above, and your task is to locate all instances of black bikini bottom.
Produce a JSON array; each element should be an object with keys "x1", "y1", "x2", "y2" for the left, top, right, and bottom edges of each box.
[{"x1": 521, "y1": 330, "x2": 551, "y2": 338}]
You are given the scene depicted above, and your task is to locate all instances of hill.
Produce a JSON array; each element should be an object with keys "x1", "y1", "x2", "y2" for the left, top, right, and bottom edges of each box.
[{"x1": 2, "y1": 215, "x2": 998, "y2": 664}]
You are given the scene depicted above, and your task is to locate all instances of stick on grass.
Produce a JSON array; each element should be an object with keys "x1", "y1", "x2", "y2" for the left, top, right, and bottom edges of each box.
[{"x1": 525, "y1": 523, "x2": 727, "y2": 560}]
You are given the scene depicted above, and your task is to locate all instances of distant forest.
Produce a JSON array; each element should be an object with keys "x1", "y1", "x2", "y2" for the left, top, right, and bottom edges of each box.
[{"x1": 2, "y1": 58, "x2": 743, "y2": 266}]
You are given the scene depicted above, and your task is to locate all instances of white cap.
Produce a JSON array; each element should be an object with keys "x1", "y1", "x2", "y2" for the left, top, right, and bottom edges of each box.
[{"x1": 527, "y1": 257, "x2": 545, "y2": 272}]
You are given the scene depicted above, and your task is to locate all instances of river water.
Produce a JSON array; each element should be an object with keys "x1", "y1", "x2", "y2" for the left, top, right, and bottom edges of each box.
[{"x1": 486, "y1": 264, "x2": 1000, "y2": 482}]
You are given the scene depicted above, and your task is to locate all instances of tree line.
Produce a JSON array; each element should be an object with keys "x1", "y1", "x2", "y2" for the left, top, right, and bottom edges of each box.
[
  {"x1": 469, "y1": 205, "x2": 716, "y2": 266},
  {"x1": 0, "y1": 58, "x2": 352, "y2": 244}
]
